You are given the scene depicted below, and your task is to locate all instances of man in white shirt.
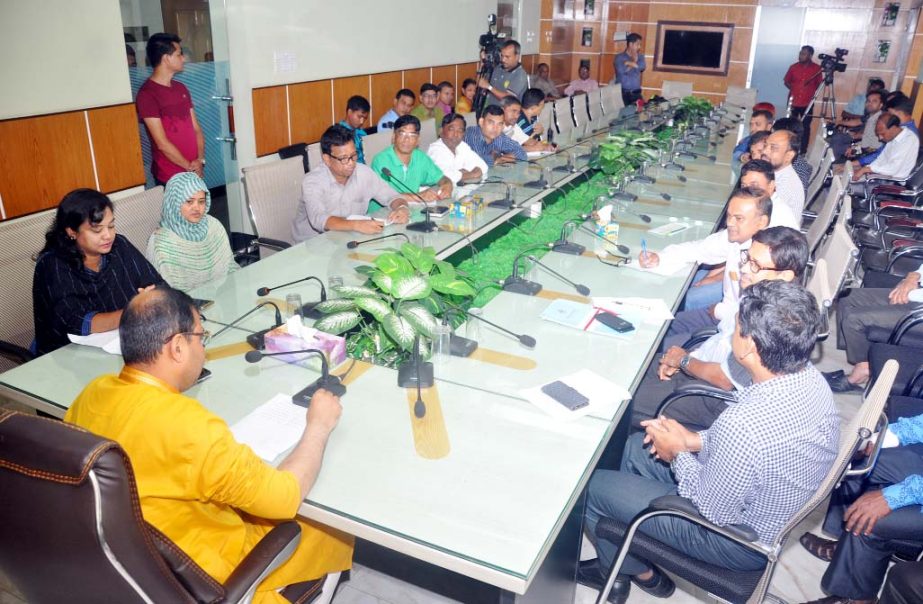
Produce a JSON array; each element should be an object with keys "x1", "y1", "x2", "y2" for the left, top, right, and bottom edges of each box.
[
  {"x1": 638, "y1": 187, "x2": 772, "y2": 350},
  {"x1": 564, "y1": 64, "x2": 599, "y2": 96},
  {"x1": 500, "y1": 96, "x2": 550, "y2": 153},
  {"x1": 761, "y1": 129, "x2": 806, "y2": 217},
  {"x1": 851, "y1": 113, "x2": 920, "y2": 182},
  {"x1": 427, "y1": 113, "x2": 488, "y2": 186}
]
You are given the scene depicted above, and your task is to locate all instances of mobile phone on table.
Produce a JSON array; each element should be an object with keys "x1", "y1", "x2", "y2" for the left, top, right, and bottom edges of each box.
[
  {"x1": 423, "y1": 206, "x2": 450, "y2": 218},
  {"x1": 541, "y1": 380, "x2": 590, "y2": 411},
  {"x1": 195, "y1": 368, "x2": 212, "y2": 384},
  {"x1": 594, "y1": 310, "x2": 635, "y2": 333},
  {"x1": 192, "y1": 298, "x2": 214, "y2": 310}
]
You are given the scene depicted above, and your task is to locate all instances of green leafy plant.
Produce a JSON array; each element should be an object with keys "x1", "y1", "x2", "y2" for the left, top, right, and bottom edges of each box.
[
  {"x1": 596, "y1": 131, "x2": 664, "y2": 177},
  {"x1": 312, "y1": 243, "x2": 477, "y2": 368}
]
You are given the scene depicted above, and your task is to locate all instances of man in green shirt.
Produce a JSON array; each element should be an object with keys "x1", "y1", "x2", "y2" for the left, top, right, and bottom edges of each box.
[
  {"x1": 371, "y1": 114, "x2": 452, "y2": 203},
  {"x1": 410, "y1": 83, "x2": 445, "y2": 133}
]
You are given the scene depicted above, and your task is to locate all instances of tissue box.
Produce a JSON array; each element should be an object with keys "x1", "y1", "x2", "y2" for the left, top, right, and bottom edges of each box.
[{"x1": 263, "y1": 324, "x2": 346, "y2": 371}]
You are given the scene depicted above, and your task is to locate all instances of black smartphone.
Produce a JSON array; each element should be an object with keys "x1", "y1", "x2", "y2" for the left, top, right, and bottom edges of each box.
[
  {"x1": 423, "y1": 206, "x2": 450, "y2": 218},
  {"x1": 594, "y1": 311, "x2": 635, "y2": 333},
  {"x1": 541, "y1": 380, "x2": 589, "y2": 411},
  {"x1": 192, "y1": 298, "x2": 214, "y2": 310},
  {"x1": 195, "y1": 368, "x2": 212, "y2": 384}
]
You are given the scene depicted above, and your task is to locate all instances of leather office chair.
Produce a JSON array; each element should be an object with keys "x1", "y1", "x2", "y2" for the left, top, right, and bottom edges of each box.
[{"x1": 0, "y1": 410, "x2": 316, "y2": 604}]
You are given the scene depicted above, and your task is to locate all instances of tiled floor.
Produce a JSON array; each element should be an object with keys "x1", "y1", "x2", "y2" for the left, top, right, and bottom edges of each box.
[{"x1": 0, "y1": 310, "x2": 868, "y2": 604}]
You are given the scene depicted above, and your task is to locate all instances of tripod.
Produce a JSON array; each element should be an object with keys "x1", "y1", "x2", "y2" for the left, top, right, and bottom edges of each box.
[{"x1": 801, "y1": 69, "x2": 837, "y2": 134}]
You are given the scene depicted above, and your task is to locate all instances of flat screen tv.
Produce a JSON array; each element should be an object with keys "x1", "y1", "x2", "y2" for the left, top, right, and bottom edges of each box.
[{"x1": 654, "y1": 22, "x2": 734, "y2": 76}]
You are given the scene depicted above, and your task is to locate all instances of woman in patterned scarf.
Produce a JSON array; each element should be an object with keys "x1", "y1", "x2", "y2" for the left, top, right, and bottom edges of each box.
[{"x1": 146, "y1": 172, "x2": 238, "y2": 292}]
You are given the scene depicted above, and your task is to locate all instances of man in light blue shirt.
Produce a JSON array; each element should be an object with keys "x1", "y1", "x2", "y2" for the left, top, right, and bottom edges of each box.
[
  {"x1": 376, "y1": 88, "x2": 415, "y2": 132},
  {"x1": 614, "y1": 33, "x2": 645, "y2": 107}
]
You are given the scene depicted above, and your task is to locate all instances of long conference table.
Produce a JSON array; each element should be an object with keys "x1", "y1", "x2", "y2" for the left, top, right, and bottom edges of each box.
[{"x1": 0, "y1": 104, "x2": 743, "y2": 603}]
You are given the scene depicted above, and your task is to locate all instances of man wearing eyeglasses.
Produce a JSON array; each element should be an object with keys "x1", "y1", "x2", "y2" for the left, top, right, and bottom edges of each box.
[
  {"x1": 293, "y1": 124, "x2": 412, "y2": 242},
  {"x1": 371, "y1": 115, "x2": 453, "y2": 202},
  {"x1": 631, "y1": 227, "x2": 810, "y2": 431},
  {"x1": 67, "y1": 286, "x2": 353, "y2": 601}
]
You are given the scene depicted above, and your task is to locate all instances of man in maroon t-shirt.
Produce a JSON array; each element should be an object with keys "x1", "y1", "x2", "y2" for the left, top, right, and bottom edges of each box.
[
  {"x1": 136, "y1": 33, "x2": 205, "y2": 185},
  {"x1": 783, "y1": 45, "x2": 822, "y2": 154}
]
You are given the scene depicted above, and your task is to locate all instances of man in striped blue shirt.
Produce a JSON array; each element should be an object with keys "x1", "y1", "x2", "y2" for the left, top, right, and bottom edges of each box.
[{"x1": 463, "y1": 104, "x2": 527, "y2": 167}]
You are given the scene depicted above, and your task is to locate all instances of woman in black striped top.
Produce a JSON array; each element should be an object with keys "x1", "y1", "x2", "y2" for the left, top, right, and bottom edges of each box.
[{"x1": 32, "y1": 189, "x2": 163, "y2": 355}]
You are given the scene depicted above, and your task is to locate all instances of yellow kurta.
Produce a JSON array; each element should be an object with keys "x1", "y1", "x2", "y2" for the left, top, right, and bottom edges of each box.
[{"x1": 65, "y1": 367, "x2": 353, "y2": 602}]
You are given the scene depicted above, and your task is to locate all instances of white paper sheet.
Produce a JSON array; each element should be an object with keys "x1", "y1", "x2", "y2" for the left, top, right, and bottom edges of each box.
[
  {"x1": 230, "y1": 393, "x2": 306, "y2": 462},
  {"x1": 618, "y1": 256, "x2": 692, "y2": 277},
  {"x1": 592, "y1": 296, "x2": 675, "y2": 323},
  {"x1": 68, "y1": 330, "x2": 121, "y2": 355},
  {"x1": 520, "y1": 369, "x2": 632, "y2": 422}
]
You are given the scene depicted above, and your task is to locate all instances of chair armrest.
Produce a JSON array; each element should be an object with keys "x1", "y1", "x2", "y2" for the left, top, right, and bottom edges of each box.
[
  {"x1": 255, "y1": 237, "x2": 292, "y2": 252},
  {"x1": 802, "y1": 210, "x2": 818, "y2": 220},
  {"x1": 845, "y1": 413, "x2": 888, "y2": 479},
  {"x1": 886, "y1": 246, "x2": 923, "y2": 273},
  {"x1": 681, "y1": 327, "x2": 719, "y2": 350},
  {"x1": 889, "y1": 307, "x2": 923, "y2": 345},
  {"x1": 0, "y1": 340, "x2": 35, "y2": 365},
  {"x1": 223, "y1": 520, "x2": 301, "y2": 604},
  {"x1": 655, "y1": 383, "x2": 737, "y2": 418},
  {"x1": 649, "y1": 495, "x2": 760, "y2": 542}
]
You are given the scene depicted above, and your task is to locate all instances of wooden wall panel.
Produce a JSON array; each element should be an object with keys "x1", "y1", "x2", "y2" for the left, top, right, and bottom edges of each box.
[
  {"x1": 370, "y1": 70, "x2": 404, "y2": 125},
  {"x1": 457, "y1": 62, "x2": 480, "y2": 83},
  {"x1": 333, "y1": 75, "x2": 371, "y2": 124},
  {"x1": 87, "y1": 104, "x2": 145, "y2": 193},
  {"x1": 0, "y1": 111, "x2": 96, "y2": 218},
  {"x1": 252, "y1": 86, "x2": 290, "y2": 157},
  {"x1": 431, "y1": 65, "x2": 457, "y2": 92},
  {"x1": 404, "y1": 67, "x2": 432, "y2": 100},
  {"x1": 289, "y1": 80, "x2": 333, "y2": 146}
]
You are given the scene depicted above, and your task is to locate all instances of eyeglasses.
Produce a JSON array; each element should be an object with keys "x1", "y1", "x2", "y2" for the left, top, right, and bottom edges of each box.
[
  {"x1": 739, "y1": 249, "x2": 782, "y2": 274},
  {"x1": 164, "y1": 330, "x2": 211, "y2": 347},
  {"x1": 396, "y1": 130, "x2": 420, "y2": 139},
  {"x1": 421, "y1": 93, "x2": 437, "y2": 99},
  {"x1": 328, "y1": 153, "x2": 358, "y2": 165}
]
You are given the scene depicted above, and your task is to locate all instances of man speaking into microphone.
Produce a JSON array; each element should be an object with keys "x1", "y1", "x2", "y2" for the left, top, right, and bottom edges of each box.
[
  {"x1": 371, "y1": 115, "x2": 453, "y2": 202},
  {"x1": 292, "y1": 124, "x2": 414, "y2": 242}
]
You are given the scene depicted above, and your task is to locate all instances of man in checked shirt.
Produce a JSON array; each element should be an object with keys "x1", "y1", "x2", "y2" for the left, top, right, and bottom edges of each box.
[{"x1": 578, "y1": 280, "x2": 839, "y2": 603}]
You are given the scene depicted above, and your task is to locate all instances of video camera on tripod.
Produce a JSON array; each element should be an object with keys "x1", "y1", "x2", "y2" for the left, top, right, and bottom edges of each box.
[
  {"x1": 473, "y1": 13, "x2": 506, "y2": 116},
  {"x1": 817, "y1": 48, "x2": 848, "y2": 83}
]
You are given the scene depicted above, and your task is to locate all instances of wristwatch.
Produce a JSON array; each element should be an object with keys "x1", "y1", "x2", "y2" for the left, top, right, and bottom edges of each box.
[
  {"x1": 488, "y1": 85, "x2": 494, "y2": 92},
  {"x1": 679, "y1": 354, "x2": 691, "y2": 372}
]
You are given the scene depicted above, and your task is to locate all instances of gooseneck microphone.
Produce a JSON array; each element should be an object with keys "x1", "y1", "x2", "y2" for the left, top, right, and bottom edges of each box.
[
  {"x1": 578, "y1": 225, "x2": 632, "y2": 256},
  {"x1": 381, "y1": 167, "x2": 438, "y2": 233},
  {"x1": 449, "y1": 306, "x2": 536, "y2": 348},
  {"x1": 397, "y1": 335, "x2": 434, "y2": 398},
  {"x1": 211, "y1": 301, "x2": 283, "y2": 346},
  {"x1": 526, "y1": 255, "x2": 591, "y2": 296},
  {"x1": 613, "y1": 200, "x2": 652, "y2": 223},
  {"x1": 346, "y1": 232, "x2": 410, "y2": 249},
  {"x1": 552, "y1": 215, "x2": 591, "y2": 256},
  {"x1": 256, "y1": 276, "x2": 327, "y2": 320},
  {"x1": 245, "y1": 348, "x2": 346, "y2": 406},
  {"x1": 502, "y1": 244, "x2": 554, "y2": 296}
]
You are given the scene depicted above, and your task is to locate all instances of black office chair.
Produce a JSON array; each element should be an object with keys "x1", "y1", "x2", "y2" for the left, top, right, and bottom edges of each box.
[{"x1": 0, "y1": 410, "x2": 323, "y2": 603}]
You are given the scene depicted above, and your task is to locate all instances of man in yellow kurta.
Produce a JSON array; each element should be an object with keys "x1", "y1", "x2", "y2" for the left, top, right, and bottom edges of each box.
[{"x1": 65, "y1": 286, "x2": 353, "y2": 603}]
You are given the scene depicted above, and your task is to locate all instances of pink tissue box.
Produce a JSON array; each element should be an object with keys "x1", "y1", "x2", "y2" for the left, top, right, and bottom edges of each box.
[{"x1": 263, "y1": 326, "x2": 347, "y2": 371}]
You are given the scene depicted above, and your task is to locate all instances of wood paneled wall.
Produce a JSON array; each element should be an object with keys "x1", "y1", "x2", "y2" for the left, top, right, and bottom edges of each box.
[
  {"x1": 252, "y1": 56, "x2": 535, "y2": 156},
  {"x1": 0, "y1": 104, "x2": 145, "y2": 220}
]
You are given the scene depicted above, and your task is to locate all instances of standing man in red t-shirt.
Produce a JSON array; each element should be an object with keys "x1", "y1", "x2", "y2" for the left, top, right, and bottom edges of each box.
[
  {"x1": 783, "y1": 45, "x2": 822, "y2": 154},
  {"x1": 136, "y1": 33, "x2": 205, "y2": 185}
]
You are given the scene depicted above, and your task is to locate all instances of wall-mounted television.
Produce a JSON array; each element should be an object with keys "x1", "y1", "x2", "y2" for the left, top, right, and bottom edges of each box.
[{"x1": 653, "y1": 21, "x2": 734, "y2": 76}]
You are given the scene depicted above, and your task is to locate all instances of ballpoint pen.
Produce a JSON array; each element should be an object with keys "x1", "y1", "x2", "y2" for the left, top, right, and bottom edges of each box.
[{"x1": 641, "y1": 238, "x2": 648, "y2": 260}]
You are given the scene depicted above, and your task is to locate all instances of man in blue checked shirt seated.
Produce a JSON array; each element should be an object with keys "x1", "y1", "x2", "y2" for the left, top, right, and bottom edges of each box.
[
  {"x1": 463, "y1": 104, "x2": 527, "y2": 167},
  {"x1": 799, "y1": 408, "x2": 923, "y2": 604},
  {"x1": 578, "y1": 280, "x2": 839, "y2": 604}
]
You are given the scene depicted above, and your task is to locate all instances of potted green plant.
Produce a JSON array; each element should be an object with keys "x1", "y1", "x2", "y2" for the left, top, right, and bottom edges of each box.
[{"x1": 312, "y1": 243, "x2": 477, "y2": 367}]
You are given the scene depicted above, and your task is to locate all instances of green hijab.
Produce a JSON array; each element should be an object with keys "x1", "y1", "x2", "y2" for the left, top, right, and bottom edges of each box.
[{"x1": 161, "y1": 172, "x2": 211, "y2": 242}]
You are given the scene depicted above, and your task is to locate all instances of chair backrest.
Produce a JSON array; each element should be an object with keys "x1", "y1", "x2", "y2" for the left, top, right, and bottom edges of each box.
[
  {"x1": 804, "y1": 149, "x2": 836, "y2": 213},
  {"x1": 242, "y1": 157, "x2": 305, "y2": 250},
  {"x1": 601, "y1": 84, "x2": 624, "y2": 115},
  {"x1": 806, "y1": 174, "x2": 845, "y2": 256},
  {"x1": 819, "y1": 220, "x2": 859, "y2": 298},
  {"x1": 586, "y1": 88, "x2": 602, "y2": 120},
  {"x1": 725, "y1": 85, "x2": 758, "y2": 109},
  {"x1": 418, "y1": 117, "x2": 438, "y2": 150},
  {"x1": 573, "y1": 94, "x2": 592, "y2": 137},
  {"x1": 0, "y1": 209, "x2": 55, "y2": 364},
  {"x1": 462, "y1": 111, "x2": 477, "y2": 129},
  {"x1": 0, "y1": 410, "x2": 205, "y2": 603},
  {"x1": 306, "y1": 142, "x2": 322, "y2": 171},
  {"x1": 745, "y1": 360, "x2": 897, "y2": 602},
  {"x1": 662, "y1": 81, "x2": 693, "y2": 100},
  {"x1": 363, "y1": 130, "x2": 393, "y2": 164},
  {"x1": 111, "y1": 186, "x2": 165, "y2": 255},
  {"x1": 553, "y1": 97, "x2": 575, "y2": 133},
  {"x1": 805, "y1": 258, "x2": 833, "y2": 339},
  {"x1": 537, "y1": 102, "x2": 553, "y2": 134},
  {"x1": 805, "y1": 127, "x2": 828, "y2": 173}
]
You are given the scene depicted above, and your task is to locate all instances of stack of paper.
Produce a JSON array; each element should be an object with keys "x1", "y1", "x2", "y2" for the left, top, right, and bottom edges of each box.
[
  {"x1": 540, "y1": 299, "x2": 641, "y2": 340},
  {"x1": 230, "y1": 394, "x2": 306, "y2": 462}
]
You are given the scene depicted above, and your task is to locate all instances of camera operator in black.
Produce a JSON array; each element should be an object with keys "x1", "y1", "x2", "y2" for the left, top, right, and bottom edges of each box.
[{"x1": 477, "y1": 39, "x2": 529, "y2": 109}]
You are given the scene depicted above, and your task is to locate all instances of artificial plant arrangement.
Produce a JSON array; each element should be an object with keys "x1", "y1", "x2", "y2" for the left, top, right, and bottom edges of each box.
[{"x1": 312, "y1": 243, "x2": 477, "y2": 368}]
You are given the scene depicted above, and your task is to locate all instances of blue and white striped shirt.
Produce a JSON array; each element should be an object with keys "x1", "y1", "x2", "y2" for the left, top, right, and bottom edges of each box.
[{"x1": 463, "y1": 125, "x2": 527, "y2": 167}]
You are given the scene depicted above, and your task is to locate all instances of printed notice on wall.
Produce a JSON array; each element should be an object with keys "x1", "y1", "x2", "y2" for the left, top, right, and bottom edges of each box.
[{"x1": 273, "y1": 51, "x2": 297, "y2": 74}]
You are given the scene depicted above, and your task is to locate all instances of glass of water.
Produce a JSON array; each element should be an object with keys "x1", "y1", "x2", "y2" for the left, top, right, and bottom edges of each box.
[
  {"x1": 284, "y1": 293, "x2": 304, "y2": 322},
  {"x1": 431, "y1": 323, "x2": 452, "y2": 373},
  {"x1": 328, "y1": 275, "x2": 344, "y2": 298}
]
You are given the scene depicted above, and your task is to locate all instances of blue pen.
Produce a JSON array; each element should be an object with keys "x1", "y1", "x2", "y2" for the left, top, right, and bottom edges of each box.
[{"x1": 641, "y1": 238, "x2": 648, "y2": 259}]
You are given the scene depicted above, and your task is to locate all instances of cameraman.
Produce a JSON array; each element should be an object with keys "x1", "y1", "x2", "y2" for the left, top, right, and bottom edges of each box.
[
  {"x1": 478, "y1": 39, "x2": 529, "y2": 108},
  {"x1": 783, "y1": 45, "x2": 822, "y2": 154}
]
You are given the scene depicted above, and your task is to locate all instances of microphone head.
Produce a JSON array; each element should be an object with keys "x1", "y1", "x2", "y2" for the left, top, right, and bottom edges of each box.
[
  {"x1": 381, "y1": 167, "x2": 393, "y2": 177},
  {"x1": 576, "y1": 284, "x2": 591, "y2": 296},
  {"x1": 640, "y1": 214, "x2": 652, "y2": 223},
  {"x1": 346, "y1": 240, "x2": 359, "y2": 249},
  {"x1": 256, "y1": 287, "x2": 270, "y2": 296},
  {"x1": 616, "y1": 244, "x2": 631, "y2": 255},
  {"x1": 519, "y1": 334, "x2": 537, "y2": 348},
  {"x1": 244, "y1": 350, "x2": 263, "y2": 363}
]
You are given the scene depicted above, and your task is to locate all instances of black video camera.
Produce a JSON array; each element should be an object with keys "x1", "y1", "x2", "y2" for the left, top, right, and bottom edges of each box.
[
  {"x1": 479, "y1": 14, "x2": 502, "y2": 70},
  {"x1": 818, "y1": 48, "x2": 848, "y2": 74}
]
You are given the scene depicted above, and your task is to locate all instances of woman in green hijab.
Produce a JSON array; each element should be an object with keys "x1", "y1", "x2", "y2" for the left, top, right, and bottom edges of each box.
[{"x1": 146, "y1": 172, "x2": 238, "y2": 292}]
